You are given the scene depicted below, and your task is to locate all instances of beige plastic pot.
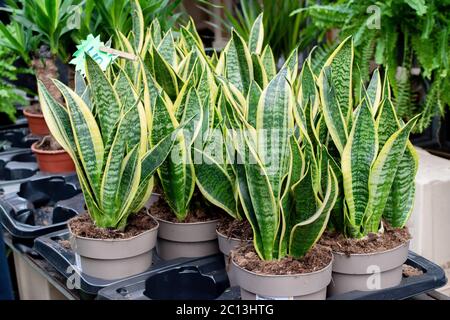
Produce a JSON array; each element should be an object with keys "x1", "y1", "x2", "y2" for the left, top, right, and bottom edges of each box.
[
  {"x1": 217, "y1": 230, "x2": 251, "y2": 286},
  {"x1": 328, "y1": 241, "x2": 410, "y2": 296},
  {"x1": 155, "y1": 218, "x2": 219, "y2": 260},
  {"x1": 69, "y1": 215, "x2": 159, "y2": 281},
  {"x1": 232, "y1": 256, "x2": 333, "y2": 300}
]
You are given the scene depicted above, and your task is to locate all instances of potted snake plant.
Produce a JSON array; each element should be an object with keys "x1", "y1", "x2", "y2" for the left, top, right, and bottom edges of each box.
[
  {"x1": 314, "y1": 37, "x2": 419, "y2": 295},
  {"x1": 218, "y1": 41, "x2": 339, "y2": 298},
  {"x1": 210, "y1": 14, "x2": 281, "y2": 284},
  {"x1": 38, "y1": 55, "x2": 178, "y2": 280},
  {"x1": 118, "y1": 14, "x2": 225, "y2": 260}
]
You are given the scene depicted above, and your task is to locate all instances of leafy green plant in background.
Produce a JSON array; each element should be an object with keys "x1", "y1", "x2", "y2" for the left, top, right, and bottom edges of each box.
[
  {"x1": 0, "y1": 48, "x2": 28, "y2": 122},
  {"x1": 0, "y1": 20, "x2": 40, "y2": 66},
  {"x1": 74, "y1": 0, "x2": 183, "y2": 46},
  {"x1": 296, "y1": 0, "x2": 450, "y2": 133},
  {"x1": 38, "y1": 56, "x2": 178, "y2": 229},
  {"x1": 3, "y1": 0, "x2": 82, "y2": 62},
  {"x1": 199, "y1": 0, "x2": 317, "y2": 61},
  {"x1": 313, "y1": 37, "x2": 419, "y2": 238}
]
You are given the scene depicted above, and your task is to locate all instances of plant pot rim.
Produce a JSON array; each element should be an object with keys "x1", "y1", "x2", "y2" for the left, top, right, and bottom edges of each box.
[
  {"x1": 23, "y1": 108, "x2": 43, "y2": 118},
  {"x1": 216, "y1": 228, "x2": 248, "y2": 242},
  {"x1": 68, "y1": 212, "x2": 159, "y2": 243},
  {"x1": 154, "y1": 216, "x2": 220, "y2": 226},
  {"x1": 31, "y1": 141, "x2": 68, "y2": 155},
  {"x1": 331, "y1": 239, "x2": 410, "y2": 257},
  {"x1": 231, "y1": 250, "x2": 334, "y2": 278}
]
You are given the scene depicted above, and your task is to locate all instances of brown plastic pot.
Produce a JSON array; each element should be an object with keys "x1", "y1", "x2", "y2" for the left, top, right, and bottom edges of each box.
[
  {"x1": 154, "y1": 217, "x2": 219, "y2": 260},
  {"x1": 217, "y1": 229, "x2": 251, "y2": 286},
  {"x1": 232, "y1": 253, "x2": 333, "y2": 300},
  {"x1": 69, "y1": 213, "x2": 159, "y2": 280},
  {"x1": 327, "y1": 241, "x2": 410, "y2": 296},
  {"x1": 31, "y1": 142, "x2": 76, "y2": 173},
  {"x1": 23, "y1": 108, "x2": 50, "y2": 136}
]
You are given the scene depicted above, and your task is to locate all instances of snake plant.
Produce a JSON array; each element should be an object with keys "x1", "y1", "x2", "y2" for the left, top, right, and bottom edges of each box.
[
  {"x1": 116, "y1": 8, "x2": 226, "y2": 222},
  {"x1": 209, "y1": 15, "x2": 339, "y2": 261},
  {"x1": 316, "y1": 37, "x2": 419, "y2": 238},
  {"x1": 37, "y1": 55, "x2": 178, "y2": 229},
  {"x1": 217, "y1": 61, "x2": 338, "y2": 261}
]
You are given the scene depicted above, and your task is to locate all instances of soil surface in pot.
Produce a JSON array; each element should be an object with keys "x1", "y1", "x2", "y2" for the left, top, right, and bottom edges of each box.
[
  {"x1": 149, "y1": 197, "x2": 221, "y2": 223},
  {"x1": 232, "y1": 245, "x2": 332, "y2": 275},
  {"x1": 35, "y1": 136, "x2": 63, "y2": 151},
  {"x1": 69, "y1": 209, "x2": 157, "y2": 239},
  {"x1": 217, "y1": 216, "x2": 253, "y2": 241},
  {"x1": 320, "y1": 225, "x2": 411, "y2": 256}
]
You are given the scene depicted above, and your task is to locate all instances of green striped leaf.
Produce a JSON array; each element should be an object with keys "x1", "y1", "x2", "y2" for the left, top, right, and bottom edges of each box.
[
  {"x1": 318, "y1": 66, "x2": 348, "y2": 154},
  {"x1": 158, "y1": 30, "x2": 177, "y2": 68},
  {"x1": 261, "y1": 45, "x2": 277, "y2": 81},
  {"x1": 100, "y1": 108, "x2": 139, "y2": 216},
  {"x1": 131, "y1": 0, "x2": 144, "y2": 54},
  {"x1": 85, "y1": 55, "x2": 121, "y2": 146},
  {"x1": 282, "y1": 48, "x2": 299, "y2": 79},
  {"x1": 366, "y1": 69, "x2": 382, "y2": 113},
  {"x1": 320, "y1": 36, "x2": 354, "y2": 121},
  {"x1": 225, "y1": 30, "x2": 253, "y2": 94},
  {"x1": 243, "y1": 138, "x2": 278, "y2": 260},
  {"x1": 181, "y1": 88, "x2": 203, "y2": 147},
  {"x1": 292, "y1": 165, "x2": 318, "y2": 225},
  {"x1": 251, "y1": 53, "x2": 268, "y2": 89},
  {"x1": 151, "y1": 95, "x2": 194, "y2": 221},
  {"x1": 249, "y1": 13, "x2": 264, "y2": 55},
  {"x1": 152, "y1": 46, "x2": 180, "y2": 100},
  {"x1": 342, "y1": 101, "x2": 378, "y2": 227},
  {"x1": 376, "y1": 99, "x2": 399, "y2": 149},
  {"x1": 246, "y1": 80, "x2": 262, "y2": 127},
  {"x1": 364, "y1": 116, "x2": 419, "y2": 233},
  {"x1": 299, "y1": 57, "x2": 317, "y2": 107},
  {"x1": 38, "y1": 81, "x2": 77, "y2": 159},
  {"x1": 194, "y1": 148, "x2": 238, "y2": 218},
  {"x1": 383, "y1": 143, "x2": 418, "y2": 228},
  {"x1": 256, "y1": 70, "x2": 293, "y2": 201},
  {"x1": 54, "y1": 80, "x2": 104, "y2": 200},
  {"x1": 289, "y1": 167, "x2": 338, "y2": 258},
  {"x1": 131, "y1": 127, "x2": 180, "y2": 212}
]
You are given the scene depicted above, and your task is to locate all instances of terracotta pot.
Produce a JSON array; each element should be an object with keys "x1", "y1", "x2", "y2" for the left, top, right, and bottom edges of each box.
[
  {"x1": 69, "y1": 213, "x2": 159, "y2": 280},
  {"x1": 327, "y1": 241, "x2": 410, "y2": 296},
  {"x1": 23, "y1": 109, "x2": 50, "y2": 136},
  {"x1": 217, "y1": 229, "x2": 251, "y2": 286},
  {"x1": 232, "y1": 253, "x2": 333, "y2": 300},
  {"x1": 154, "y1": 217, "x2": 219, "y2": 260},
  {"x1": 31, "y1": 142, "x2": 76, "y2": 173}
]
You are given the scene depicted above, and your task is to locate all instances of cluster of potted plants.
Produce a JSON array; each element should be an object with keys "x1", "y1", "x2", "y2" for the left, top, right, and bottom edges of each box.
[{"x1": 34, "y1": 3, "x2": 419, "y2": 300}]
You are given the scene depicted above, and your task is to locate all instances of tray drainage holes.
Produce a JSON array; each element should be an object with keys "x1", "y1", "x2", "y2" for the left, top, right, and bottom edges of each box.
[{"x1": 144, "y1": 267, "x2": 225, "y2": 300}]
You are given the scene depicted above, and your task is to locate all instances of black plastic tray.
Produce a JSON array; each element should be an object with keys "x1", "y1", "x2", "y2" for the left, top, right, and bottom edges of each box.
[
  {"x1": 33, "y1": 227, "x2": 447, "y2": 300},
  {"x1": 33, "y1": 229, "x2": 231, "y2": 297},
  {"x1": 0, "y1": 175, "x2": 83, "y2": 243},
  {"x1": 0, "y1": 127, "x2": 37, "y2": 151},
  {"x1": 0, "y1": 128, "x2": 40, "y2": 188}
]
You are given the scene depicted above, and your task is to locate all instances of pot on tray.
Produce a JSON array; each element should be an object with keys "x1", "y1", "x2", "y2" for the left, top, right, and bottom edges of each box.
[
  {"x1": 327, "y1": 241, "x2": 410, "y2": 296},
  {"x1": 216, "y1": 229, "x2": 250, "y2": 286},
  {"x1": 23, "y1": 108, "x2": 49, "y2": 136},
  {"x1": 69, "y1": 213, "x2": 159, "y2": 281},
  {"x1": 232, "y1": 254, "x2": 333, "y2": 300},
  {"x1": 155, "y1": 217, "x2": 219, "y2": 260},
  {"x1": 31, "y1": 142, "x2": 75, "y2": 173}
]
